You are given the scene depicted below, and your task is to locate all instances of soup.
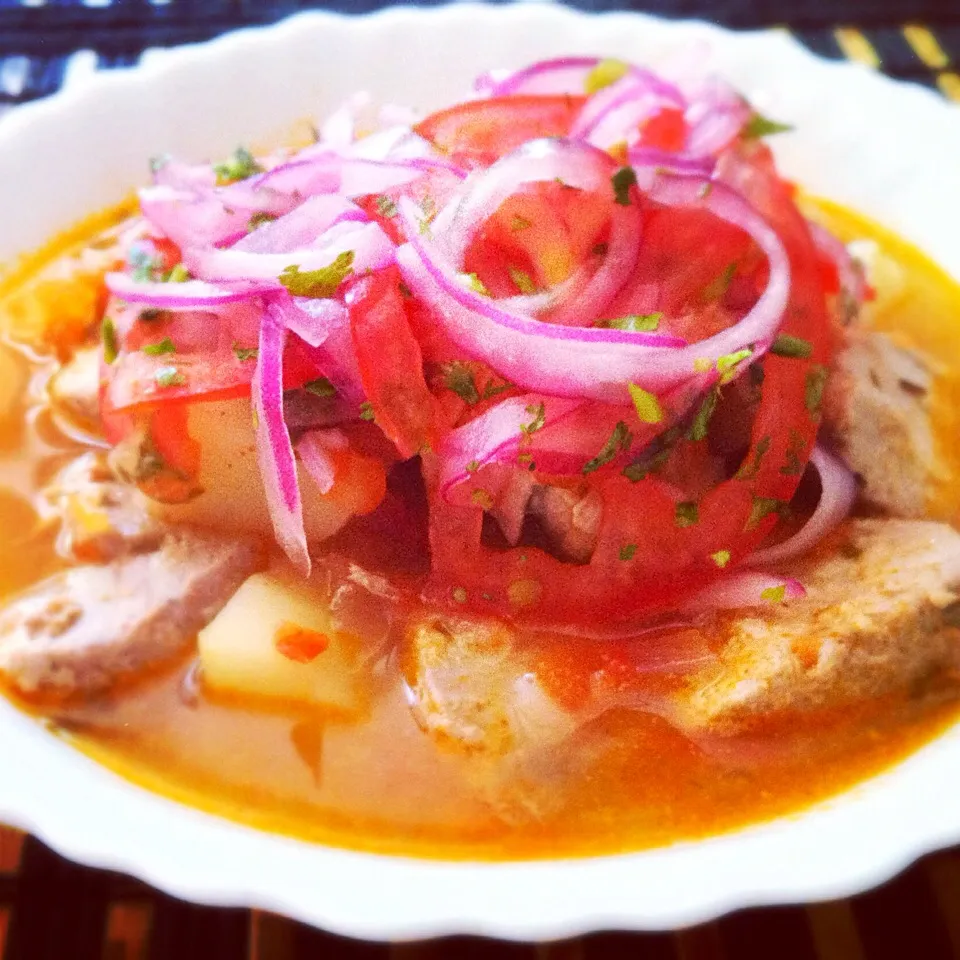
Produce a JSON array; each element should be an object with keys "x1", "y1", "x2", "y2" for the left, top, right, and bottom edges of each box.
[{"x1": 2, "y1": 56, "x2": 960, "y2": 859}]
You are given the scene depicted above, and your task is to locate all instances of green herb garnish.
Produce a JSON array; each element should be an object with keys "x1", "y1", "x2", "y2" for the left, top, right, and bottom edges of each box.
[
  {"x1": 359, "y1": 401, "x2": 375, "y2": 421},
  {"x1": 628, "y1": 383, "x2": 664, "y2": 424},
  {"x1": 510, "y1": 215, "x2": 533, "y2": 232},
  {"x1": 214, "y1": 146, "x2": 263, "y2": 185},
  {"x1": 689, "y1": 387, "x2": 720, "y2": 442},
  {"x1": 611, "y1": 166, "x2": 638, "y2": 206},
  {"x1": 248, "y1": 212, "x2": 277, "y2": 231},
  {"x1": 675, "y1": 501, "x2": 700, "y2": 528},
  {"x1": 443, "y1": 361, "x2": 481, "y2": 405},
  {"x1": 770, "y1": 334, "x2": 813, "y2": 359},
  {"x1": 736, "y1": 435, "x2": 772, "y2": 480},
  {"x1": 761, "y1": 584, "x2": 787, "y2": 604},
  {"x1": 619, "y1": 543, "x2": 638, "y2": 561},
  {"x1": 462, "y1": 272, "x2": 490, "y2": 297},
  {"x1": 101, "y1": 316, "x2": 118, "y2": 365},
  {"x1": 702, "y1": 262, "x2": 738, "y2": 302},
  {"x1": 509, "y1": 266, "x2": 537, "y2": 295},
  {"x1": 163, "y1": 263, "x2": 190, "y2": 283},
  {"x1": 520, "y1": 402, "x2": 546, "y2": 439},
  {"x1": 304, "y1": 377, "x2": 336, "y2": 398},
  {"x1": 143, "y1": 337, "x2": 176, "y2": 356},
  {"x1": 717, "y1": 347, "x2": 754, "y2": 384},
  {"x1": 232, "y1": 343, "x2": 258, "y2": 362},
  {"x1": 746, "y1": 495, "x2": 788, "y2": 531},
  {"x1": 583, "y1": 421, "x2": 632, "y2": 474},
  {"x1": 744, "y1": 113, "x2": 794, "y2": 139},
  {"x1": 711, "y1": 549, "x2": 731, "y2": 569},
  {"x1": 279, "y1": 252, "x2": 355, "y2": 298},
  {"x1": 599, "y1": 312, "x2": 662, "y2": 332},
  {"x1": 585, "y1": 58, "x2": 630, "y2": 95},
  {"x1": 154, "y1": 366, "x2": 185, "y2": 388},
  {"x1": 805, "y1": 365, "x2": 828, "y2": 418}
]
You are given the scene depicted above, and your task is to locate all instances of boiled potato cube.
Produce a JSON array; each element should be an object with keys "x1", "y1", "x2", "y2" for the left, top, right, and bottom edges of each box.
[{"x1": 198, "y1": 564, "x2": 360, "y2": 714}]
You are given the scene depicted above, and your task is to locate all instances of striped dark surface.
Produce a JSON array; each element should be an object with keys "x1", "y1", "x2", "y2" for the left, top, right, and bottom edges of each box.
[{"x1": 2, "y1": 1, "x2": 960, "y2": 957}]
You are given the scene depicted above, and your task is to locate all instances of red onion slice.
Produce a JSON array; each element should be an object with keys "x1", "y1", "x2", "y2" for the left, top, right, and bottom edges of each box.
[
  {"x1": 397, "y1": 156, "x2": 789, "y2": 402},
  {"x1": 688, "y1": 572, "x2": 807, "y2": 611},
  {"x1": 253, "y1": 302, "x2": 310, "y2": 575},
  {"x1": 749, "y1": 446, "x2": 858, "y2": 566},
  {"x1": 185, "y1": 221, "x2": 395, "y2": 283},
  {"x1": 233, "y1": 195, "x2": 366, "y2": 254},
  {"x1": 296, "y1": 429, "x2": 346, "y2": 495},
  {"x1": 104, "y1": 273, "x2": 274, "y2": 306},
  {"x1": 477, "y1": 56, "x2": 601, "y2": 96}
]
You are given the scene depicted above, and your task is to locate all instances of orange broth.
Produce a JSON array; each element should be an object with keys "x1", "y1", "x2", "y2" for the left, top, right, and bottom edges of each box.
[{"x1": 1, "y1": 199, "x2": 960, "y2": 860}]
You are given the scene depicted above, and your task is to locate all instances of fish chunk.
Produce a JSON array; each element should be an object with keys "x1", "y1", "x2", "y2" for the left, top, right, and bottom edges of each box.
[{"x1": 0, "y1": 530, "x2": 264, "y2": 695}]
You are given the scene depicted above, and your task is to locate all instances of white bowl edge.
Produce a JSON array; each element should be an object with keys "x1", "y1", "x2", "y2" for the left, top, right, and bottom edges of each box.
[{"x1": 2, "y1": 4, "x2": 960, "y2": 941}]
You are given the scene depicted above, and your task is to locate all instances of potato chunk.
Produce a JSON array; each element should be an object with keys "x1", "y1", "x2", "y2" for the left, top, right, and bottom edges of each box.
[{"x1": 198, "y1": 564, "x2": 361, "y2": 714}]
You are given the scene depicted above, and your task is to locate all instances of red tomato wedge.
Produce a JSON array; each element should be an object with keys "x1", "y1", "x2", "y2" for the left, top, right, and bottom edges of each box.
[
  {"x1": 415, "y1": 95, "x2": 587, "y2": 168},
  {"x1": 348, "y1": 265, "x2": 441, "y2": 459}
]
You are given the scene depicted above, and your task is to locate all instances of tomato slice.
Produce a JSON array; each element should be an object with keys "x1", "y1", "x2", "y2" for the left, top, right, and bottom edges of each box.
[
  {"x1": 348, "y1": 265, "x2": 441, "y2": 459},
  {"x1": 415, "y1": 95, "x2": 587, "y2": 169}
]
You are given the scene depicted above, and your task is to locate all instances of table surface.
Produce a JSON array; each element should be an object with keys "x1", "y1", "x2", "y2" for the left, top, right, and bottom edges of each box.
[{"x1": 2, "y1": 1, "x2": 960, "y2": 957}]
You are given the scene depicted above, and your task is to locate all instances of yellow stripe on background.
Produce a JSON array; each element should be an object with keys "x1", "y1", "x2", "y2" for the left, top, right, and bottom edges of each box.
[
  {"x1": 834, "y1": 28, "x2": 881, "y2": 69},
  {"x1": 903, "y1": 24, "x2": 950, "y2": 69},
  {"x1": 937, "y1": 71, "x2": 960, "y2": 103}
]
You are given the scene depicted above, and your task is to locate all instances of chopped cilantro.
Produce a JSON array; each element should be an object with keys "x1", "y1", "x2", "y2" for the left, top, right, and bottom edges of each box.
[
  {"x1": 279, "y1": 252, "x2": 355, "y2": 298},
  {"x1": 585, "y1": 58, "x2": 630, "y2": 95},
  {"x1": 675, "y1": 501, "x2": 699, "y2": 528},
  {"x1": 143, "y1": 337, "x2": 176, "y2": 357},
  {"x1": 248, "y1": 212, "x2": 277, "y2": 231},
  {"x1": 711, "y1": 549, "x2": 731, "y2": 569},
  {"x1": 128, "y1": 246, "x2": 159, "y2": 283},
  {"x1": 628, "y1": 383, "x2": 664, "y2": 424},
  {"x1": 717, "y1": 347, "x2": 754, "y2": 384},
  {"x1": 702, "y1": 262, "x2": 738, "y2": 302},
  {"x1": 619, "y1": 543, "x2": 638, "y2": 561},
  {"x1": 781, "y1": 428, "x2": 807, "y2": 476},
  {"x1": 744, "y1": 113, "x2": 794, "y2": 139},
  {"x1": 375, "y1": 194, "x2": 398, "y2": 219},
  {"x1": 761, "y1": 584, "x2": 787, "y2": 604},
  {"x1": 139, "y1": 308, "x2": 167, "y2": 324},
  {"x1": 770, "y1": 334, "x2": 813, "y2": 359},
  {"x1": 509, "y1": 266, "x2": 538, "y2": 295},
  {"x1": 164, "y1": 263, "x2": 190, "y2": 283},
  {"x1": 154, "y1": 366, "x2": 185, "y2": 388},
  {"x1": 583, "y1": 421, "x2": 632, "y2": 474},
  {"x1": 689, "y1": 387, "x2": 720, "y2": 442},
  {"x1": 481, "y1": 380, "x2": 512, "y2": 401},
  {"x1": 232, "y1": 343, "x2": 258, "y2": 362},
  {"x1": 101, "y1": 316, "x2": 118, "y2": 365},
  {"x1": 304, "y1": 377, "x2": 336, "y2": 398},
  {"x1": 471, "y1": 489, "x2": 494, "y2": 510},
  {"x1": 693, "y1": 357, "x2": 714, "y2": 373},
  {"x1": 359, "y1": 401, "x2": 375, "y2": 421},
  {"x1": 737, "y1": 435, "x2": 772, "y2": 480},
  {"x1": 461, "y1": 272, "x2": 490, "y2": 297},
  {"x1": 520, "y1": 402, "x2": 546, "y2": 439},
  {"x1": 466, "y1": 459, "x2": 480, "y2": 474},
  {"x1": 443, "y1": 361, "x2": 481, "y2": 405},
  {"x1": 611, "y1": 166, "x2": 638, "y2": 206},
  {"x1": 746, "y1": 495, "x2": 788, "y2": 531},
  {"x1": 398, "y1": 281, "x2": 413, "y2": 298},
  {"x1": 213, "y1": 146, "x2": 263, "y2": 185},
  {"x1": 599, "y1": 312, "x2": 662, "y2": 332},
  {"x1": 510, "y1": 215, "x2": 533, "y2": 232},
  {"x1": 592, "y1": 242, "x2": 609, "y2": 256},
  {"x1": 805, "y1": 365, "x2": 828, "y2": 418}
]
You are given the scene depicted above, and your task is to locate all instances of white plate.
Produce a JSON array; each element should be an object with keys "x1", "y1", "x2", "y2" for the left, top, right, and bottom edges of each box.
[{"x1": 1, "y1": 4, "x2": 960, "y2": 941}]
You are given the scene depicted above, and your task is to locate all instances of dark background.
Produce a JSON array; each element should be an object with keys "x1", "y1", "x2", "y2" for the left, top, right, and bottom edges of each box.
[{"x1": 2, "y1": 1, "x2": 960, "y2": 958}]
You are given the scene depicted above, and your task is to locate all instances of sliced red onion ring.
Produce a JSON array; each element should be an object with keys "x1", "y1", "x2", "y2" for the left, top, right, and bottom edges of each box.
[
  {"x1": 687, "y1": 572, "x2": 806, "y2": 611},
  {"x1": 319, "y1": 92, "x2": 371, "y2": 148},
  {"x1": 185, "y1": 221, "x2": 395, "y2": 283},
  {"x1": 398, "y1": 156, "x2": 788, "y2": 401},
  {"x1": 296, "y1": 428, "x2": 347, "y2": 495},
  {"x1": 253, "y1": 302, "x2": 309, "y2": 575},
  {"x1": 105, "y1": 273, "x2": 274, "y2": 306},
  {"x1": 272, "y1": 292, "x2": 348, "y2": 348},
  {"x1": 749, "y1": 446, "x2": 858, "y2": 566},
  {"x1": 477, "y1": 56, "x2": 602, "y2": 96},
  {"x1": 436, "y1": 394, "x2": 584, "y2": 498},
  {"x1": 572, "y1": 77, "x2": 664, "y2": 149},
  {"x1": 683, "y1": 79, "x2": 752, "y2": 158},
  {"x1": 233, "y1": 195, "x2": 366, "y2": 254}
]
